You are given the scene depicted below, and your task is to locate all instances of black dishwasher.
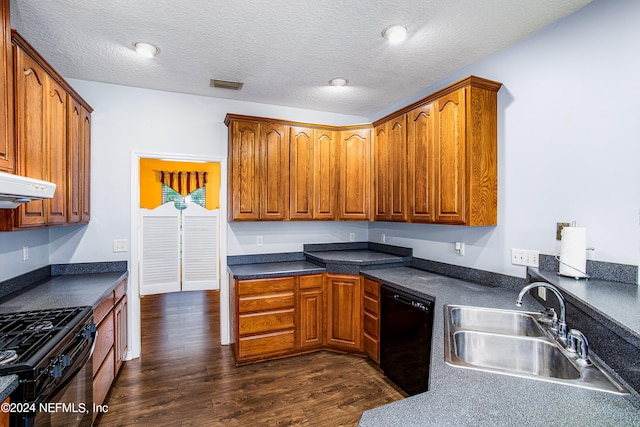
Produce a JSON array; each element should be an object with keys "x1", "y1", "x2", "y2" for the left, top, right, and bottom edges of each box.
[{"x1": 380, "y1": 284, "x2": 435, "y2": 395}]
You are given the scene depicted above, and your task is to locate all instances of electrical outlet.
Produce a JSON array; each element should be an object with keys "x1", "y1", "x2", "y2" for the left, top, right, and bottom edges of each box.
[
  {"x1": 257, "y1": 236, "x2": 263, "y2": 246},
  {"x1": 538, "y1": 286, "x2": 547, "y2": 301},
  {"x1": 556, "y1": 222, "x2": 571, "y2": 240},
  {"x1": 349, "y1": 233, "x2": 355, "y2": 242},
  {"x1": 22, "y1": 246, "x2": 29, "y2": 261},
  {"x1": 113, "y1": 239, "x2": 128, "y2": 253},
  {"x1": 381, "y1": 233, "x2": 386, "y2": 243},
  {"x1": 511, "y1": 248, "x2": 539, "y2": 267},
  {"x1": 454, "y1": 242, "x2": 465, "y2": 256}
]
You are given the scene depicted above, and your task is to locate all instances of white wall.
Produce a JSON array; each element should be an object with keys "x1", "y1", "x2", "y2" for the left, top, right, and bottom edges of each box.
[
  {"x1": 0, "y1": 229, "x2": 49, "y2": 281},
  {"x1": 370, "y1": 0, "x2": 640, "y2": 279}
]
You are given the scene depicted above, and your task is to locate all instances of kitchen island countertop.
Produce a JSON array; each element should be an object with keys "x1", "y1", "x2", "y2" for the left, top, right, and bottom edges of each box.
[{"x1": 358, "y1": 267, "x2": 640, "y2": 427}]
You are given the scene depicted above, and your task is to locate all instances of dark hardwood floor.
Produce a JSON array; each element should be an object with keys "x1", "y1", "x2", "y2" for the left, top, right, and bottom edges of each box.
[{"x1": 96, "y1": 290, "x2": 404, "y2": 426}]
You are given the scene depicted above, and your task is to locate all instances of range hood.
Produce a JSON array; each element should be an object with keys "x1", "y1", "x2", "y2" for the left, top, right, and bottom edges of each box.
[{"x1": 0, "y1": 171, "x2": 56, "y2": 209}]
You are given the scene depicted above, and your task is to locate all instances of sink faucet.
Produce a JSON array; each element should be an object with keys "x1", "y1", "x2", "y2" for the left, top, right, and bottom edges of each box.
[
  {"x1": 568, "y1": 329, "x2": 591, "y2": 365},
  {"x1": 516, "y1": 282, "x2": 567, "y2": 343}
]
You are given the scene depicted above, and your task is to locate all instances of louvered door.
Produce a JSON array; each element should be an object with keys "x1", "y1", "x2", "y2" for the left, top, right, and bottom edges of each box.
[
  {"x1": 139, "y1": 202, "x2": 181, "y2": 295},
  {"x1": 181, "y1": 204, "x2": 219, "y2": 291}
]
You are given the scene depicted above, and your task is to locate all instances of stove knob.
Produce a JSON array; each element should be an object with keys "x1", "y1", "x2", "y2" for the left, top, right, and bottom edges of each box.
[{"x1": 51, "y1": 362, "x2": 63, "y2": 378}]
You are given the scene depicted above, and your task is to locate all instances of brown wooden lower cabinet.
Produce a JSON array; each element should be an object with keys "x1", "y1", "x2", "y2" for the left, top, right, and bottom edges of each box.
[
  {"x1": 298, "y1": 274, "x2": 324, "y2": 349},
  {"x1": 235, "y1": 276, "x2": 297, "y2": 363},
  {"x1": 233, "y1": 273, "x2": 368, "y2": 365},
  {"x1": 362, "y1": 278, "x2": 381, "y2": 363},
  {"x1": 92, "y1": 278, "x2": 127, "y2": 422},
  {"x1": 325, "y1": 273, "x2": 362, "y2": 351}
]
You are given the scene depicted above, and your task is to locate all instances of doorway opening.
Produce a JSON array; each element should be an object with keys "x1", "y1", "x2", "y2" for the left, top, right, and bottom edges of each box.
[
  {"x1": 129, "y1": 153, "x2": 230, "y2": 362},
  {"x1": 138, "y1": 158, "x2": 221, "y2": 295}
]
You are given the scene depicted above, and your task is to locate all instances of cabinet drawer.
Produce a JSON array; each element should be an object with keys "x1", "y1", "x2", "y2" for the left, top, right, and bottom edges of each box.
[
  {"x1": 363, "y1": 332, "x2": 379, "y2": 363},
  {"x1": 238, "y1": 330, "x2": 296, "y2": 359},
  {"x1": 299, "y1": 274, "x2": 323, "y2": 289},
  {"x1": 238, "y1": 277, "x2": 295, "y2": 295},
  {"x1": 239, "y1": 309, "x2": 295, "y2": 335},
  {"x1": 363, "y1": 294, "x2": 379, "y2": 315},
  {"x1": 93, "y1": 347, "x2": 115, "y2": 410},
  {"x1": 93, "y1": 294, "x2": 114, "y2": 325},
  {"x1": 93, "y1": 311, "x2": 114, "y2": 377},
  {"x1": 363, "y1": 278, "x2": 379, "y2": 298},
  {"x1": 238, "y1": 292, "x2": 294, "y2": 313},
  {"x1": 114, "y1": 278, "x2": 127, "y2": 301},
  {"x1": 363, "y1": 311, "x2": 379, "y2": 338}
]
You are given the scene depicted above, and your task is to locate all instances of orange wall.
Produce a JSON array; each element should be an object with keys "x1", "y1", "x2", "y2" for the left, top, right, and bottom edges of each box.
[{"x1": 139, "y1": 159, "x2": 220, "y2": 210}]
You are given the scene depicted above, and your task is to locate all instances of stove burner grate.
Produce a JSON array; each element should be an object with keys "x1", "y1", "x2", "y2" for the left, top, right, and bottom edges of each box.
[
  {"x1": 0, "y1": 350, "x2": 18, "y2": 365},
  {"x1": 26, "y1": 320, "x2": 54, "y2": 332}
]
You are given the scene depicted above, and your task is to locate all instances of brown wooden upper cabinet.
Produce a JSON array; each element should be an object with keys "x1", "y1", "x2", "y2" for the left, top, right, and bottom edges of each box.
[
  {"x1": 0, "y1": 0, "x2": 13, "y2": 173},
  {"x1": 226, "y1": 115, "x2": 370, "y2": 222},
  {"x1": 0, "y1": 32, "x2": 92, "y2": 231},
  {"x1": 226, "y1": 76, "x2": 500, "y2": 226},
  {"x1": 338, "y1": 128, "x2": 372, "y2": 221},
  {"x1": 396, "y1": 76, "x2": 501, "y2": 226},
  {"x1": 289, "y1": 126, "x2": 337, "y2": 220},
  {"x1": 226, "y1": 116, "x2": 289, "y2": 221},
  {"x1": 374, "y1": 115, "x2": 407, "y2": 222}
]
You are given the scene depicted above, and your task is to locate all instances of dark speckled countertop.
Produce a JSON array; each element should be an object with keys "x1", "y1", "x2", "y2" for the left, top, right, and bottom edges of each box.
[
  {"x1": 530, "y1": 268, "x2": 640, "y2": 339},
  {"x1": 0, "y1": 271, "x2": 128, "y2": 313},
  {"x1": 357, "y1": 267, "x2": 640, "y2": 427},
  {"x1": 304, "y1": 250, "x2": 410, "y2": 266},
  {"x1": 228, "y1": 261, "x2": 325, "y2": 280}
]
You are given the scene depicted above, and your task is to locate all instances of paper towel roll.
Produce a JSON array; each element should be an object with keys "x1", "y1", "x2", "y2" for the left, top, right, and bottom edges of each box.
[{"x1": 559, "y1": 227, "x2": 588, "y2": 279}]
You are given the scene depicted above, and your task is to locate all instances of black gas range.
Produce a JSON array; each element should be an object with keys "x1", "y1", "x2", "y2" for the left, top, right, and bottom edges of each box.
[{"x1": 0, "y1": 307, "x2": 96, "y2": 427}]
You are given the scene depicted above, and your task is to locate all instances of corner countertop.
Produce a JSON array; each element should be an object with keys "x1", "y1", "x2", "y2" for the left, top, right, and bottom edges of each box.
[
  {"x1": 228, "y1": 261, "x2": 325, "y2": 280},
  {"x1": 304, "y1": 249, "x2": 410, "y2": 266},
  {"x1": 358, "y1": 267, "x2": 640, "y2": 427},
  {"x1": 0, "y1": 271, "x2": 128, "y2": 313}
]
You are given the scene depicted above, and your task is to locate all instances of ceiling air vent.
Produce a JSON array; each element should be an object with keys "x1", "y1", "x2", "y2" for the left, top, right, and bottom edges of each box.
[{"x1": 210, "y1": 79, "x2": 243, "y2": 90}]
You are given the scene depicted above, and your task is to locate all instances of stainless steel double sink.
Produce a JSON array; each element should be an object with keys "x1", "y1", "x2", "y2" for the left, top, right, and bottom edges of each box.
[{"x1": 444, "y1": 305, "x2": 629, "y2": 394}]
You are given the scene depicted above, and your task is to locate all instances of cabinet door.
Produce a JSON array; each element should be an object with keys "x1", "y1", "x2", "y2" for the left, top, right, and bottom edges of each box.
[
  {"x1": 325, "y1": 274, "x2": 362, "y2": 351},
  {"x1": 229, "y1": 120, "x2": 261, "y2": 220},
  {"x1": 388, "y1": 116, "x2": 407, "y2": 221},
  {"x1": 313, "y1": 129, "x2": 337, "y2": 220},
  {"x1": 14, "y1": 47, "x2": 47, "y2": 227},
  {"x1": 407, "y1": 103, "x2": 436, "y2": 223},
  {"x1": 45, "y1": 76, "x2": 67, "y2": 224},
  {"x1": 434, "y1": 88, "x2": 466, "y2": 224},
  {"x1": 260, "y1": 122, "x2": 289, "y2": 220},
  {"x1": 81, "y1": 107, "x2": 91, "y2": 223},
  {"x1": 289, "y1": 126, "x2": 314, "y2": 220},
  {"x1": 0, "y1": 0, "x2": 12, "y2": 173},
  {"x1": 373, "y1": 123, "x2": 390, "y2": 220},
  {"x1": 298, "y1": 274, "x2": 324, "y2": 349},
  {"x1": 67, "y1": 98, "x2": 82, "y2": 223},
  {"x1": 338, "y1": 129, "x2": 371, "y2": 220}
]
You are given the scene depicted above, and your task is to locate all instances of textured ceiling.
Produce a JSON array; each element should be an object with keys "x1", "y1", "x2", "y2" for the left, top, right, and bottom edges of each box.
[{"x1": 10, "y1": 0, "x2": 593, "y2": 118}]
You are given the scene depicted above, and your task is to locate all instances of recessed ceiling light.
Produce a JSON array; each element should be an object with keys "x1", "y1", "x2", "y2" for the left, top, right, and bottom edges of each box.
[
  {"x1": 329, "y1": 78, "x2": 348, "y2": 87},
  {"x1": 381, "y1": 25, "x2": 407, "y2": 44},
  {"x1": 133, "y1": 42, "x2": 160, "y2": 58}
]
